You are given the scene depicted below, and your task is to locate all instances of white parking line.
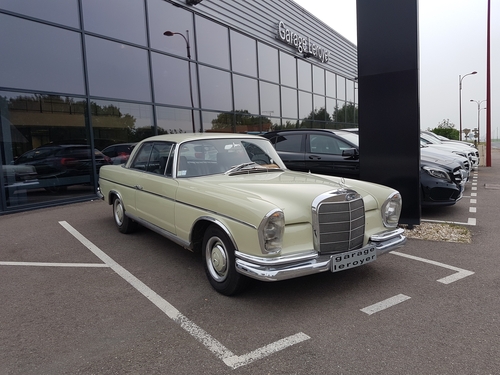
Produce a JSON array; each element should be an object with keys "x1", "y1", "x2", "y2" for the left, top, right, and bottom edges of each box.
[
  {"x1": 0, "y1": 261, "x2": 109, "y2": 267},
  {"x1": 360, "y1": 294, "x2": 411, "y2": 315},
  {"x1": 391, "y1": 251, "x2": 474, "y2": 284},
  {"x1": 58, "y1": 221, "x2": 309, "y2": 369}
]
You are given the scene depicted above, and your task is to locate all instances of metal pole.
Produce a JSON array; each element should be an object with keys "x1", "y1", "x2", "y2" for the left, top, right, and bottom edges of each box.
[
  {"x1": 459, "y1": 71, "x2": 477, "y2": 140},
  {"x1": 163, "y1": 30, "x2": 196, "y2": 133}
]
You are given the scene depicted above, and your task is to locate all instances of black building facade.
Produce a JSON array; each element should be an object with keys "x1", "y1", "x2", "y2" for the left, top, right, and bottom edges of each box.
[{"x1": 0, "y1": 0, "x2": 358, "y2": 214}]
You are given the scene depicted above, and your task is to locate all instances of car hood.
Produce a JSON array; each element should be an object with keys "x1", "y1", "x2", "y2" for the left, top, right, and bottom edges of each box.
[
  {"x1": 420, "y1": 151, "x2": 460, "y2": 169},
  {"x1": 175, "y1": 170, "x2": 392, "y2": 226}
]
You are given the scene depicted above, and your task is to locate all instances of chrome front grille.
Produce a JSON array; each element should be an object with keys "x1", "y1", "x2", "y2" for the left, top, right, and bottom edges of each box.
[{"x1": 312, "y1": 190, "x2": 365, "y2": 254}]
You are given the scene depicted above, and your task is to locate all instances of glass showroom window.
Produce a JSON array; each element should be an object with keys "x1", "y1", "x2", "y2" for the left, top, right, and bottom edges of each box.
[
  {"x1": 258, "y1": 42, "x2": 279, "y2": 83},
  {"x1": 196, "y1": 16, "x2": 230, "y2": 69},
  {"x1": 0, "y1": 91, "x2": 93, "y2": 209},
  {"x1": 313, "y1": 66, "x2": 325, "y2": 95},
  {"x1": 82, "y1": 0, "x2": 147, "y2": 46},
  {"x1": 0, "y1": 0, "x2": 80, "y2": 28},
  {"x1": 0, "y1": 14, "x2": 85, "y2": 95},
  {"x1": 280, "y1": 52, "x2": 297, "y2": 88},
  {"x1": 233, "y1": 75, "x2": 259, "y2": 115},
  {"x1": 151, "y1": 52, "x2": 199, "y2": 108},
  {"x1": 90, "y1": 100, "x2": 154, "y2": 149},
  {"x1": 148, "y1": 0, "x2": 196, "y2": 58},
  {"x1": 199, "y1": 66, "x2": 232, "y2": 112},
  {"x1": 260, "y1": 82, "x2": 280, "y2": 120},
  {"x1": 326, "y1": 71, "x2": 336, "y2": 99},
  {"x1": 281, "y1": 87, "x2": 297, "y2": 119},
  {"x1": 297, "y1": 60, "x2": 312, "y2": 92},
  {"x1": 230, "y1": 31, "x2": 257, "y2": 77},
  {"x1": 156, "y1": 107, "x2": 198, "y2": 134},
  {"x1": 85, "y1": 36, "x2": 151, "y2": 102}
]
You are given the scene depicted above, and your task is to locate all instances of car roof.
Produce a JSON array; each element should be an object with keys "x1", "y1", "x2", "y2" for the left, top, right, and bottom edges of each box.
[{"x1": 139, "y1": 133, "x2": 266, "y2": 143}]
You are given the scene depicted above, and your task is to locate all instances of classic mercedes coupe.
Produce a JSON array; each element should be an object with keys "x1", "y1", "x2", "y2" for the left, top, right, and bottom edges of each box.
[{"x1": 98, "y1": 133, "x2": 405, "y2": 295}]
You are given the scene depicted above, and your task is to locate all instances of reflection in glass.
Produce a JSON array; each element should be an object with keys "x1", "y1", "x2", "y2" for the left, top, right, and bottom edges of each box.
[
  {"x1": 337, "y1": 76, "x2": 346, "y2": 100},
  {"x1": 326, "y1": 71, "x2": 336, "y2": 98},
  {"x1": 90, "y1": 100, "x2": 154, "y2": 148},
  {"x1": 82, "y1": 0, "x2": 147, "y2": 45},
  {"x1": 199, "y1": 66, "x2": 232, "y2": 111},
  {"x1": 0, "y1": 14, "x2": 85, "y2": 94},
  {"x1": 202, "y1": 111, "x2": 270, "y2": 134},
  {"x1": 281, "y1": 87, "x2": 297, "y2": 119},
  {"x1": 299, "y1": 91, "x2": 312, "y2": 119},
  {"x1": 297, "y1": 60, "x2": 312, "y2": 91},
  {"x1": 258, "y1": 42, "x2": 279, "y2": 83},
  {"x1": 152, "y1": 52, "x2": 198, "y2": 107},
  {"x1": 230, "y1": 31, "x2": 257, "y2": 76},
  {"x1": 346, "y1": 79, "x2": 355, "y2": 103},
  {"x1": 260, "y1": 82, "x2": 280, "y2": 119},
  {"x1": 148, "y1": 0, "x2": 195, "y2": 58},
  {"x1": 0, "y1": 0, "x2": 80, "y2": 27},
  {"x1": 157, "y1": 106, "x2": 198, "y2": 134},
  {"x1": 196, "y1": 16, "x2": 229, "y2": 69},
  {"x1": 313, "y1": 95, "x2": 326, "y2": 120},
  {"x1": 280, "y1": 52, "x2": 297, "y2": 87},
  {"x1": 86, "y1": 36, "x2": 151, "y2": 102},
  {"x1": 313, "y1": 66, "x2": 325, "y2": 95},
  {"x1": 233, "y1": 75, "x2": 258, "y2": 114},
  {"x1": 0, "y1": 91, "x2": 95, "y2": 208}
]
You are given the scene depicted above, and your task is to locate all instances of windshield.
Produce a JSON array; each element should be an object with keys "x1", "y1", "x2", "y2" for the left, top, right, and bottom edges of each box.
[{"x1": 177, "y1": 138, "x2": 285, "y2": 177}]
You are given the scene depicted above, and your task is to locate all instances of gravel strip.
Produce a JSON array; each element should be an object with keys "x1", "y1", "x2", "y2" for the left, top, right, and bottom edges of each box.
[{"x1": 400, "y1": 222, "x2": 472, "y2": 243}]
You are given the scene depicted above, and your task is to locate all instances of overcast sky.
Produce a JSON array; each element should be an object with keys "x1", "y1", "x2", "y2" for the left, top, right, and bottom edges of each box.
[{"x1": 292, "y1": 0, "x2": 499, "y2": 140}]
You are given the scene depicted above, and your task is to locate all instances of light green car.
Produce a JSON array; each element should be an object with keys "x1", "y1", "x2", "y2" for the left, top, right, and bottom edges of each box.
[{"x1": 98, "y1": 133, "x2": 406, "y2": 295}]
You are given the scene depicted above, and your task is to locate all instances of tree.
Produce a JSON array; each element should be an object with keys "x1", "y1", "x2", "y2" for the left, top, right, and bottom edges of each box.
[{"x1": 428, "y1": 119, "x2": 459, "y2": 140}]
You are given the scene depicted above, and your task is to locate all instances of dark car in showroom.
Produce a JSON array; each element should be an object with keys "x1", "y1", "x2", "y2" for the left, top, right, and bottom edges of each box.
[
  {"x1": 263, "y1": 129, "x2": 467, "y2": 207},
  {"x1": 13, "y1": 144, "x2": 111, "y2": 191}
]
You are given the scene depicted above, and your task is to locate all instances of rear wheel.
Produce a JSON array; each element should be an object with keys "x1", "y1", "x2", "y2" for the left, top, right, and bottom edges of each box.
[
  {"x1": 113, "y1": 196, "x2": 137, "y2": 234},
  {"x1": 202, "y1": 225, "x2": 249, "y2": 295}
]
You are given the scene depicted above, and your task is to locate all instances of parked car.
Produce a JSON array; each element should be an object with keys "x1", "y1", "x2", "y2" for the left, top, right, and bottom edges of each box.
[
  {"x1": 263, "y1": 129, "x2": 468, "y2": 207},
  {"x1": 98, "y1": 133, "x2": 406, "y2": 295},
  {"x1": 420, "y1": 131, "x2": 479, "y2": 168},
  {"x1": 14, "y1": 144, "x2": 112, "y2": 191},
  {"x1": 101, "y1": 143, "x2": 136, "y2": 165}
]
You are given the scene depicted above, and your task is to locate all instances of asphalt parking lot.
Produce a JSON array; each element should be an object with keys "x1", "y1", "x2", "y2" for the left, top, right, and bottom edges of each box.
[{"x1": 1, "y1": 148, "x2": 500, "y2": 375}]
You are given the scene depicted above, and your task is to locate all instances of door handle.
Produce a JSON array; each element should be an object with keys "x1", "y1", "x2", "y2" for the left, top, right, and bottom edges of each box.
[{"x1": 135, "y1": 185, "x2": 143, "y2": 190}]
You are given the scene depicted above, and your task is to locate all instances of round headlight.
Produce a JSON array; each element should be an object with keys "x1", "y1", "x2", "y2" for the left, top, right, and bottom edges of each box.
[
  {"x1": 258, "y1": 209, "x2": 285, "y2": 254},
  {"x1": 381, "y1": 192, "x2": 402, "y2": 227}
]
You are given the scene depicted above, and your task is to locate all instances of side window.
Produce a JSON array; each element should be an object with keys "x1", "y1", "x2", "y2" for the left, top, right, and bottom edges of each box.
[
  {"x1": 274, "y1": 134, "x2": 303, "y2": 153},
  {"x1": 130, "y1": 143, "x2": 153, "y2": 171},
  {"x1": 149, "y1": 142, "x2": 174, "y2": 175},
  {"x1": 309, "y1": 135, "x2": 346, "y2": 155}
]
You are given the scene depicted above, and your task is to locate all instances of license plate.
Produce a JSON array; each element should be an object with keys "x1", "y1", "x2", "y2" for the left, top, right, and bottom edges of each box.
[{"x1": 331, "y1": 246, "x2": 377, "y2": 272}]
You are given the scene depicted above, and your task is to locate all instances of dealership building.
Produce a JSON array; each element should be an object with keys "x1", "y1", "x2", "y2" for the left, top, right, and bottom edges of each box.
[{"x1": 0, "y1": 0, "x2": 358, "y2": 214}]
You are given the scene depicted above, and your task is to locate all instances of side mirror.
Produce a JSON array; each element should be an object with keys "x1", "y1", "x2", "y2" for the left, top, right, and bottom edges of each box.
[{"x1": 342, "y1": 148, "x2": 359, "y2": 160}]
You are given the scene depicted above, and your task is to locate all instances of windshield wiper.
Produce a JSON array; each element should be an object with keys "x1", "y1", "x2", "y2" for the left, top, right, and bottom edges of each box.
[{"x1": 226, "y1": 162, "x2": 283, "y2": 175}]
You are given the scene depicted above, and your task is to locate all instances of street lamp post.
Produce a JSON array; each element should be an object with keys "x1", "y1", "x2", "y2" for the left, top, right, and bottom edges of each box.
[
  {"x1": 470, "y1": 99, "x2": 486, "y2": 143},
  {"x1": 459, "y1": 71, "x2": 477, "y2": 140},
  {"x1": 164, "y1": 30, "x2": 196, "y2": 133}
]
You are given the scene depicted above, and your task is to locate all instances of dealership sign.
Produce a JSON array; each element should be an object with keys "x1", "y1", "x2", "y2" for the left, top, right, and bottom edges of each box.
[{"x1": 277, "y1": 21, "x2": 329, "y2": 63}]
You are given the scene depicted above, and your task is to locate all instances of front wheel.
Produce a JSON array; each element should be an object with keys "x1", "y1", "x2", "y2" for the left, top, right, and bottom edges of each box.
[
  {"x1": 202, "y1": 225, "x2": 249, "y2": 295},
  {"x1": 113, "y1": 196, "x2": 137, "y2": 234}
]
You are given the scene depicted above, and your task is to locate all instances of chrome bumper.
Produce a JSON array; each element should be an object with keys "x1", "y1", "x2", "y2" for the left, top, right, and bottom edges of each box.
[{"x1": 235, "y1": 228, "x2": 406, "y2": 282}]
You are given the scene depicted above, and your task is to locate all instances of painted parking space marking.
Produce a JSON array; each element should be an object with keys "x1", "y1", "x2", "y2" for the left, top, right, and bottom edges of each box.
[
  {"x1": 470, "y1": 207, "x2": 477, "y2": 213},
  {"x1": 391, "y1": 251, "x2": 474, "y2": 284},
  {"x1": 422, "y1": 218, "x2": 476, "y2": 226},
  {"x1": 470, "y1": 199, "x2": 477, "y2": 204},
  {"x1": 0, "y1": 261, "x2": 109, "y2": 268},
  {"x1": 360, "y1": 294, "x2": 411, "y2": 315},
  {"x1": 58, "y1": 221, "x2": 310, "y2": 369}
]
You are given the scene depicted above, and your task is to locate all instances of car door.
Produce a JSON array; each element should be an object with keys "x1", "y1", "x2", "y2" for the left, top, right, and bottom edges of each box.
[
  {"x1": 130, "y1": 141, "x2": 178, "y2": 234},
  {"x1": 305, "y1": 133, "x2": 359, "y2": 178},
  {"x1": 269, "y1": 133, "x2": 307, "y2": 172}
]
